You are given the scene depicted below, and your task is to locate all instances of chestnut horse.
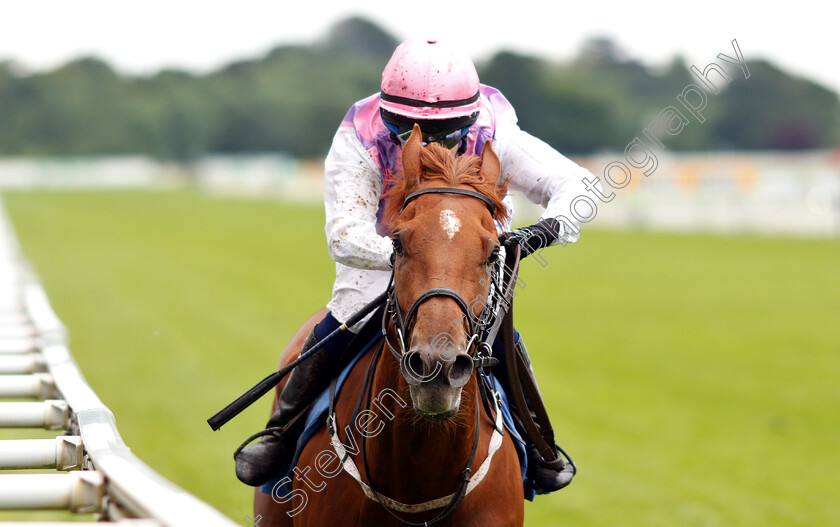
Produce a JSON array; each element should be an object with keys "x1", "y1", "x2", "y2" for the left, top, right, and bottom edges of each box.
[{"x1": 255, "y1": 127, "x2": 524, "y2": 526}]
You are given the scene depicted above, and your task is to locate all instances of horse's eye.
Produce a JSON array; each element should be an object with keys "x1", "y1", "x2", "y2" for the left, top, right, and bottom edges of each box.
[
  {"x1": 487, "y1": 246, "x2": 500, "y2": 265},
  {"x1": 392, "y1": 237, "x2": 404, "y2": 256}
]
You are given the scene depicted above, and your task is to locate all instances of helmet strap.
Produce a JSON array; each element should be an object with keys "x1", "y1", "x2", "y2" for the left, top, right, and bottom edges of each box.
[
  {"x1": 456, "y1": 136, "x2": 468, "y2": 156},
  {"x1": 390, "y1": 131, "x2": 402, "y2": 147}
]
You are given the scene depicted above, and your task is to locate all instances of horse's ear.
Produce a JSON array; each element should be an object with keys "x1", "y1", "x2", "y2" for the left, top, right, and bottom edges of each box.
[
  {"x1": 479, "y1": 140, "x2": 500, "y2": 183},
  {"x1": 401, "y1": 124, "x2": 424, "y2": 188}
]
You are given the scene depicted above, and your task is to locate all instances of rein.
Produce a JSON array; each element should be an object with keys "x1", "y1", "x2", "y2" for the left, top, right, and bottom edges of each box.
[{"x1": 326, "y1": 186, "x2": 512, "y2": 526}]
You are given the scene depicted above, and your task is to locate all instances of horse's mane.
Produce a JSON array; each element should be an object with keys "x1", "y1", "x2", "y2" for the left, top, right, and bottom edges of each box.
[{"x1": 383, "y1": 142, "x2": 509, "y2": 229}]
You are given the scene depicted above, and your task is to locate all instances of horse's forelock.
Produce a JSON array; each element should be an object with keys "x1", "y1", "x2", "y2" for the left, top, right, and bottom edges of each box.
[{"x1": 383, "y1": 143, "x2": 509, "y2": 230}]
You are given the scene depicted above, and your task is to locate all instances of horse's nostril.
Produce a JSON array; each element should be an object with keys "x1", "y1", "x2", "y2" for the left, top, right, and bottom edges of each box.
[
  {"x1": 446, "y1": 354, "x2": 474, "y2": 388},
  {"x1": 401, "y1": 351, "x2": 427, "y2": 385}
]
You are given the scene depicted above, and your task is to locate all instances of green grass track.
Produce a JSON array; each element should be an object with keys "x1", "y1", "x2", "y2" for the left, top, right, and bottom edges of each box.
[{"x1": 3, "y1": 189, "x2": 839, "y2": 526}]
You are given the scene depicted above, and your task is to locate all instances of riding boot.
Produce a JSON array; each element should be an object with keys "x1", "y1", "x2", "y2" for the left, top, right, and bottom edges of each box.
[
  {"x1": 234, "y1": 328, "x2": 334, "y2": 486},
  {"x1": 526, "y1": 442, "x2": 575, "y2": 492},
  {"x1": 495, "y1": 334, "x2": 575, "y2": 492}
]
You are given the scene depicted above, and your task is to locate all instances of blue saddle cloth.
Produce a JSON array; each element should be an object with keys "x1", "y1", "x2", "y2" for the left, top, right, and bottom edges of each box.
[{"x1": 260, "y1": 335, "x2": 547, "y2": 501}]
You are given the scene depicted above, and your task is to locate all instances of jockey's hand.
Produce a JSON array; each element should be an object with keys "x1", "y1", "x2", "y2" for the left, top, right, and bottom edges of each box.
[{"x1": 501, "y1": 218, "x2": 562, "y2": 259}]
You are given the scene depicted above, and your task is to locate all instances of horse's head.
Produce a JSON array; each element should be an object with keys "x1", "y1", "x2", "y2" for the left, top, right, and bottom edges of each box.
[{"x1": 384, "y1": 125, "x2": 508, "y2": 421}]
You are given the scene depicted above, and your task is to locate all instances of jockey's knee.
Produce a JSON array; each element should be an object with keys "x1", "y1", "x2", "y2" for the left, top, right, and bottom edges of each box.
[{"x1": 308, "y1": 311, "x2": 357, "y2": 357}]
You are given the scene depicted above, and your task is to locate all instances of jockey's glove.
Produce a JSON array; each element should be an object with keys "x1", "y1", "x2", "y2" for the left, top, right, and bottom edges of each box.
[{"x1": 501, "y1": 217, "x2": 562, "y2": 259}]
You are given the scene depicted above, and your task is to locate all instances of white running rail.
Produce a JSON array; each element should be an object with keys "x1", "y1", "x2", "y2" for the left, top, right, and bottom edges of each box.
[{"x1": 0, "y1": 199, "x2": 238, "y2": 527}]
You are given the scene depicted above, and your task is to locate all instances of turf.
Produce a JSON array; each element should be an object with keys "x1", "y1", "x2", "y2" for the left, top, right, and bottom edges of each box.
[{"x1": 2, "y1": 189, "x2": 838, "y2": 526}]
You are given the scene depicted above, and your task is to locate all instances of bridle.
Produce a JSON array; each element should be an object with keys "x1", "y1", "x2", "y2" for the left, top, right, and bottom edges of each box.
[
  {"x1": 327, "y1": 186, "x2": 512, "y2": 526},
  {"x1": 383, "y1": 186, "x2": 500, "y2": 373}
]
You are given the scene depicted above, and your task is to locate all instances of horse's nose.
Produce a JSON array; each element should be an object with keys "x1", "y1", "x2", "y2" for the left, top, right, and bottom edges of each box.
[
  {"x1": 401, "y1": 349, "x2": 473, "y2": 387},
  {"x1": 400, "y1": 350, "x2": 441, "y2": 386},
  {"x1": 445, "y1": 353, "x2": 474, "y2": 388}
]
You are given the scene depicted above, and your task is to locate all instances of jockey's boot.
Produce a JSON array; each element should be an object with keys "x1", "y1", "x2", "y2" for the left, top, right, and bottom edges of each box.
[
  {"x1": 507, "y1": 336, "x2": 575, "y2": 492},
  {"x1": 526, "y1": 442, "x2": 575, "y2": 492},
  {"x1": 234, "y1": 328, "x2": 334, "y2": 487}
]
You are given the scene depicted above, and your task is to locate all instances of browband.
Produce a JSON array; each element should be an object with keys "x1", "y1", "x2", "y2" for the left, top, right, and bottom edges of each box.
[{"x1": 401, "y1": 187, "x2": 496, "y2": 216}]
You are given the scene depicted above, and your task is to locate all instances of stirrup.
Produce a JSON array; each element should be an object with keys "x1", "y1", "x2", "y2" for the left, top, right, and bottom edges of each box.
[
  {"x1": 233, "y1": 403, "x2": 310, "y2": 459},
  {"x1": 528, "y1": 442, "x2": 577, "y2": 492},
  {"x1": 233, "y1": 425, "x2": 287, "y2": 458}
]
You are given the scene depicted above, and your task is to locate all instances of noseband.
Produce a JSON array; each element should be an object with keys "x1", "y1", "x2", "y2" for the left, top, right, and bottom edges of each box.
[{"x1": 384, "y1": 187, "x2": 498, "y2": 369}]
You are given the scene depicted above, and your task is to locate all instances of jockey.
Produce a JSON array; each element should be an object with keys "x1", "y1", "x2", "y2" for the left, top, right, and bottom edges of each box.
[{"x1": 236, "y1": 39, "x2": 595, "y2": 490}]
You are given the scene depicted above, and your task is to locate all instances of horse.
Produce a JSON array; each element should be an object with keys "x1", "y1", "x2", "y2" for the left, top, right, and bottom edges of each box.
[{"x1": 254, "y1": 126, "x2": 525, "y2": 526}]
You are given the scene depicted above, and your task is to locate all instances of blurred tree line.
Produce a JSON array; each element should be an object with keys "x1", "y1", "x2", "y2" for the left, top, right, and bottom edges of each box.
[{"x1": 1, "y1": 17, "x2": 838, "y2": 160}]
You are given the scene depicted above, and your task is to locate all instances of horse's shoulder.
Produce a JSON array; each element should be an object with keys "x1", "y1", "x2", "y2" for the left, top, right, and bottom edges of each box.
[{"x1": 296, "y1": 337, "x2": 383, "y2": 462}]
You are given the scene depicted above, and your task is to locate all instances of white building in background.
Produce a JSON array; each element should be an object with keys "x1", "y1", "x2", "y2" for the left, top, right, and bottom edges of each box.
[
  {"x1": 0, "y1": 156, "x2": 183, "y2": 189},
  {"x1": 191, "y1": 154, "x2": 323, "y2": 201},
  {"x1": 572, "y1": 149, "x2": 840, "y2": 237},
  {"x1": 1, "y1": 150, "x2": 839, "y2": 237}
]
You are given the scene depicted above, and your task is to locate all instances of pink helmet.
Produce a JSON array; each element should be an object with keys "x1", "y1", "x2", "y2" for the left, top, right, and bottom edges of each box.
[{"x1": 380, "y1": 40, "x2": 481, "y2": 129}]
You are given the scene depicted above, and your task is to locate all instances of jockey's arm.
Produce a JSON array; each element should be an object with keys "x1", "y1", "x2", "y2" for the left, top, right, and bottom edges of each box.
[
  {"x1": 493, "y1": 121, "x2": 600, "y2": 247},
  {"x1": 323, "y1": 127, "x2": 393, "y2": 271}
]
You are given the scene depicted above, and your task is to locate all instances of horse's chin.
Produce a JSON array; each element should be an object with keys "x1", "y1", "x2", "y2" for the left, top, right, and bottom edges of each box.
[
  {"x1": 409, "y1": 385, "x2": 461, "y2": 422},
  {"x1": 416, "y1": 407, "x2": 459, "y2": 422}
]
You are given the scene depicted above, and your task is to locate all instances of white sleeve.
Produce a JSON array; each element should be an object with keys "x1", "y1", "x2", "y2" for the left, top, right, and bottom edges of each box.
[
  {"x1": 323, "y1": 127, "x2": 393, "y2": 271},
  {"x1": 493, "y1": 121, "x2": 597, "y2": 245}
]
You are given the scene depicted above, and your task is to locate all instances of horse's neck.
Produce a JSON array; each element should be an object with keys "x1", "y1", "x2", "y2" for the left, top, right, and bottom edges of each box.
[{"x1": 363, "y1": 349, "x2": 480, "y2": 503}]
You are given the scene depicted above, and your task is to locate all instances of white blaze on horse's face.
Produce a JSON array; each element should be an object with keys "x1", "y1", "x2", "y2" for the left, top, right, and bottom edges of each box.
[{"x1": 439, "y1": 209, "x2": 461, "y2": 241}]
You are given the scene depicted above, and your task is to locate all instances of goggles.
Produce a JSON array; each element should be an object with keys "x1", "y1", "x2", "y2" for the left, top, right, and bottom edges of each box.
[{"x1": 384, "y1": 121, "x2": 472, "y2": 151}]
